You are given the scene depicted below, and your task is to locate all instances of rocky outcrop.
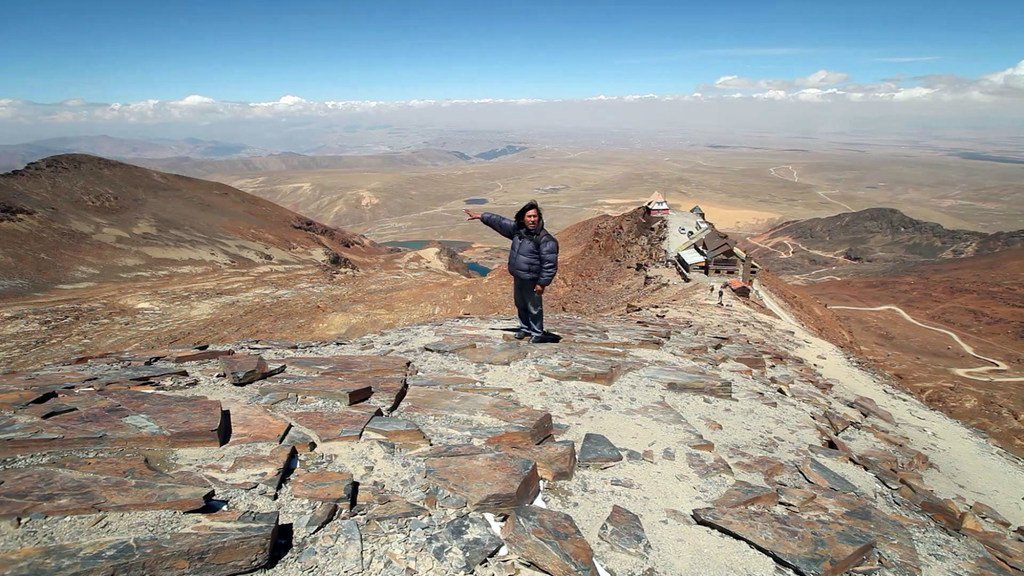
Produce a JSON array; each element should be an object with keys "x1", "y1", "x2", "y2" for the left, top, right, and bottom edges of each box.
[{"x1": 0, "y1": 310, "x2": 1020, "y2": 576}]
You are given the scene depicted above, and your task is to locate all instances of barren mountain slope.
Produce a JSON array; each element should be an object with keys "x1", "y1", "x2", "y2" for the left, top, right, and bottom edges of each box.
[
  {"x1": 802, "y1": 248, "x2": 1024, "y2": 457},
  {"x1": 0, "y1": 154, "x2": 385, "y2": 295},
  {"x1": 745, "y1": 207, "x2": 1024, "y2": 457}
]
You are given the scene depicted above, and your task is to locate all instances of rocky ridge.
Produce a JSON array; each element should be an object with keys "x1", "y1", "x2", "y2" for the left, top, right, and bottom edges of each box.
[
  {"x1": 750, "y1": 207, "x2": 1024, "y2": 277},
  {"x1": 1, "y1": 287, "x2": 1022, "y2": 575}
]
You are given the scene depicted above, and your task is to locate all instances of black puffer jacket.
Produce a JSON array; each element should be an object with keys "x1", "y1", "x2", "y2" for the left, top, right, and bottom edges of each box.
[{"x1": 481, "y1": 201, "x2": 559, "y2": 285}]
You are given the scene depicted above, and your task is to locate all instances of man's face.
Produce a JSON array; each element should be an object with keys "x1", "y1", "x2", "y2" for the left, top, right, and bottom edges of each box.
[{"x1": 524, "y1": 208, "x2": 540, "y2": 230}]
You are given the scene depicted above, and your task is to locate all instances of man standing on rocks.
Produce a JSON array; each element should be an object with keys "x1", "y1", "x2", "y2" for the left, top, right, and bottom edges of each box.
[{"x1": 464, "y1": 200, "x2": 559, "y2": 343}]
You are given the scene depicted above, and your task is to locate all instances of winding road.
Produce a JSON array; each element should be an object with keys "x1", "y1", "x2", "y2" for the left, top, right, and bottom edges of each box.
[
  {"x1": 817, "y1": 190, "x2": 854, "y2": 211},
  {"x1": 829, "y1": 305, "x2": 1024, "y2": 382}
]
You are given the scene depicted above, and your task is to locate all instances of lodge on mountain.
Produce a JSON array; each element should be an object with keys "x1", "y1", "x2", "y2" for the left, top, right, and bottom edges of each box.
[
  {"x1": 644, "y1": 191, "x2": 672, "y2": 216},
  {"x1": 670, "y1": 205, "x2": 760, "y2": 280}
]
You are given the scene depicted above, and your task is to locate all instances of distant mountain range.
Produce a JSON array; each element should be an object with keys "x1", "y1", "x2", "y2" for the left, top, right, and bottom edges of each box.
[
  {"x1": 131, "y1": 149, "x2": 477, "y2": 178},
  {"x1": 0, "y1": 135, "x2": 268, "y2": 172},
  {"x1": 474, "y1": 145, "x2": 528, "y2": 160},
  {"x1": 0, "y1": 135, "x2": 530, "y2": 174}
]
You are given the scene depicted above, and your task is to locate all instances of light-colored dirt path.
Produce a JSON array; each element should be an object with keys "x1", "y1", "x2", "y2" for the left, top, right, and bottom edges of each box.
[
  {"x1": 830, "y1": 304, "x2": 1024, "y2": 382},
  {"x1": 817, "y1": 190, "x2": 854, "y2": 212},
  {"x1": 746, "y1": 236, "x2": 791, "y2": 257},
  {"x1": 769, "y1": 165, "x2": 798, "y2": 182}
]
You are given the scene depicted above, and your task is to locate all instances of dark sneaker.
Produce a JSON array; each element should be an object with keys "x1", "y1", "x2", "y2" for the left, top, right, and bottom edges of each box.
[
  {"x1": 529, "y1": 333, "x2": 558, "y2": 344},
  {"x1": 514, "y1": 330, "x2": 530, "y2": 340}
]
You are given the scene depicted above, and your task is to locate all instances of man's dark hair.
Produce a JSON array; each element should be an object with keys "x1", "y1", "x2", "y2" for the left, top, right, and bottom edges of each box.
[{"x1": 514, "y1": 199, "x2": 542, "y2": 227}]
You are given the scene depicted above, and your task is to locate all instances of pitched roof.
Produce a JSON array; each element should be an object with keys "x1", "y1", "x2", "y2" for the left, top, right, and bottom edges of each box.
[
  {"x1": 678, "y1": 247, "x2": 706, "y2": 265},
  {"x1": 690, "y1": 205, "x2": 705, "y2": 215}
]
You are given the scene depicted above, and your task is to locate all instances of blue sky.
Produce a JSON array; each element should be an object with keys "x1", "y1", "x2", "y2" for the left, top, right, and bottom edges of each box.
[{"x1": 1, "y1": 0, "x2": 1022, "y2": 102}]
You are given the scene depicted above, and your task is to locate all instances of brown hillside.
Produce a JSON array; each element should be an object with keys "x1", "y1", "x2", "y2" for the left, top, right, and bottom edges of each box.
[
  {"x1": 547, "y1": 207, "x2": 670, "y2": 313},
  {"x1": 0, "y1": 154, "x2": 384, "y2": 295},
  {"x1": 803, "y1": 247, "x2": 1024, "y2": 457}
]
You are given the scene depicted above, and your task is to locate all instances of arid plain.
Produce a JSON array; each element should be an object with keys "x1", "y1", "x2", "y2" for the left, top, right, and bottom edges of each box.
[{"x1": 198, "y1": 145, "x2": 1024, "y2": 245}]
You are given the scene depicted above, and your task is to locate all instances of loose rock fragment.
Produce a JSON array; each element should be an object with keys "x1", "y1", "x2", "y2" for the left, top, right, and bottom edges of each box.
[
  {"x1": 367, "y1": 496, "x2": 428, "y2": 520},
  {"x1": 401, "y1": 387, "x2": 552, "y2": 446},
  {"x1": 598, "y1": 505, "x2": 652, "y2": 559},
  {"x1": 289, "y1": 469, "x2": 355, "y2": 503},
  {"x1": 851, "y1": 396, "x2": 896, "y2": 425},
  {"x1": 799, "y1": 458, "x2": 860, "y2": 494},
  {"x1": 578, "y1": 433, "x2": 622, "y2": 467},
  {"x1": 364, "y1": 416, "x2": 429, "y2": 446},
  {"x1": 221, "y1": 354, "x2": 272, "y2": 386},
  {"x1": 502, "y1": 440, "x2": 577, "y2": 481},
  {"x1": 502, "y1": 506, "x2": 599, "y2": 576},
  {"x1": 425, "y1": 452, "x2": 540, "y2": 513},
  {"x1": 428, "y1": 514, "x2": 504, "y2": 573},
  {"x1": 0, "y1": 390, "x2": 225, "y2": 457}
]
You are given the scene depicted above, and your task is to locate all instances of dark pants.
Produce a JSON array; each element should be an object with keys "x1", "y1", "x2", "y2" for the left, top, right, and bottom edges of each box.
[{"x1": 513, "y1": 277, "x2": 544, "y2": 336}]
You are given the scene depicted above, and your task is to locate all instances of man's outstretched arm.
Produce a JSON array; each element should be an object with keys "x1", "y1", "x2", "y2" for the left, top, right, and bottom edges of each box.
[{"x1": 466, "y1": 209, "x2": 516, "y2": 239}]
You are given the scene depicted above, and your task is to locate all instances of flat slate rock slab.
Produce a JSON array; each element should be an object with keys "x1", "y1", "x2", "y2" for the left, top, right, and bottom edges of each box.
[
  {"x1": 502, "y1": 506, "x2": 599, "y2": 576},
  {"x1": 400, "y1": 387, "x2": 552, "y2": 446},
  {"x1": 0, "y1": 510, "x2": 280, "y2": 576},
  {"x1": 713, "y1": 480, "x2": 779, "y2": 509},
  {"x1": 424, "y1": 338, "x2": 478, "y2": 354},
  {"x1": 578, "y1": 433, "x2": 622, "y2": 466},
  {"x1": 636, "y1": 365, "x2": 733, "y2": 399},
  {"x1": 799, "y1": 458, "x2": 860, "y2": 494},
  {"x1": 0, "y1": 390, "x2": 225, "y2": 457},
  {"x1": 693, "y1": 486, "x2": 921, "y2": 576},
  {"x1": 364, "y1": 416, "x2": 429, "y2": 446},
  {"x1": 289, "y1": 469, "x2": 355, "y2": 503},
  {"x1": 224, "y1": 403, "x2": 291, "y2": 445},
  {"x1": 258, "y1": 377, "x2": 372, "y2": 405},
  {"x1": 87, "y1": 365, "x2": 191, "y2": 389},
  {"x1": 455, "y1": 343, "x2": 531, "y2": 366},
  {"x1": 202, "y1": 445, "x2": 296, "y2": 492},
  {"x1": 0, "y1": 464, "x2": 212, "y2": 519},
  {"x1": 283, "y1": 355, "x2": 410, "y2": 410},
  {"x1": 424, "y1": 452, "x2": 540, "y2": 514},
  {"x1": 281, "y1": 404, "x2": 382, "y2": 443},
  {"x1": 534, "y1": 350, "x2": 635, "y2": 386}
]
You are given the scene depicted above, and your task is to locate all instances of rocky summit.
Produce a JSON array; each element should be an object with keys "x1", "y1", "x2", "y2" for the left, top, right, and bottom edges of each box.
[{"x1": 1, "y1": 283, "x2": 1022, "y2": 576}]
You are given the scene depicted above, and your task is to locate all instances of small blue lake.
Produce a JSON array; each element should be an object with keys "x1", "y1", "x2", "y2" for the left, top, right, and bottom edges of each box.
[
  {"x1": 382, "y1": 239, "x2": 492, "y2": 276},
  {"x1": 464, "y1": 198, "x2": 489, "y2": 205},
  {"x1": 467, "y1": 262, "x2": 492, "y2": 276},
  {"x1": 382, "y1": 239, "x2": 473, "y2": 251}
]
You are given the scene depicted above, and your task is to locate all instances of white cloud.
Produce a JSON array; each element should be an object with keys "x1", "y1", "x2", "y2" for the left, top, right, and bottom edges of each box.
[
  {"x1": 983, "y1": 60, "x2": 1024, "y2": 91},
  {"x1": 796, "y1": 70, "x2": 849, "y2": 88},
  {"x1": 1, "y1": 60, "x2": 1022, "y2": 146},
  {"x1": 175, "y1": 94, "x2": 217, "y2": 106}
]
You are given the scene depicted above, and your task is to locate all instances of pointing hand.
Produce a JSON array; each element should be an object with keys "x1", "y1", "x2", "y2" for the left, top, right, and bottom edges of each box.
[{"x1": 464, "y1": 209, "x2": 481, "y2": 220}]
